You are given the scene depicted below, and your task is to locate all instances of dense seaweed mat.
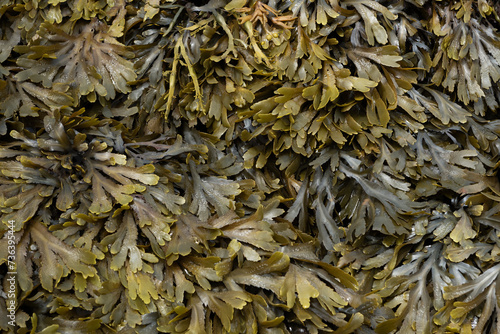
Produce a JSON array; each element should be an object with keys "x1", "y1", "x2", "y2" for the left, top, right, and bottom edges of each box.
[{"x1": 1, "y1": 0, "x2": 500, "y2": 333}]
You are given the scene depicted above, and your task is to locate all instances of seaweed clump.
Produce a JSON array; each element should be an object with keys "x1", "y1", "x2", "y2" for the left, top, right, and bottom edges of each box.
[{"x1": 1, "y1": 0, "x2": 500, "y2": 333}]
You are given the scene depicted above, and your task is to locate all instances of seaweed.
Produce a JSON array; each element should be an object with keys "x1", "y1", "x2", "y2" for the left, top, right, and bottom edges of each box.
[{"x1": 1, "y1": 0, "x2": 500, "y2": 333}]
